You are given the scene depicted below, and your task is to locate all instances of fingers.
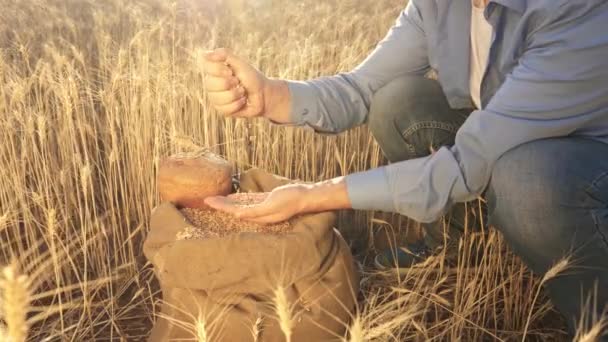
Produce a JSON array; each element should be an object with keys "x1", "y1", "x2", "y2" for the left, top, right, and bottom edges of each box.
[
  {"x1": 231, "y1": 100, "x2": 264, "y2": 118},
  {"x1": 202, "y1": 48, "x2": 266, "y2": 118},
  {"x1": 202, "y1": 49, "x2": 236, "y2": 78},
  {"x1": 207, "y1": 86, "x2": 246, "y2": 106},
  {"x1": 203, "y1": 50, "x2": 247, "y2": 116},
  {"x1": 204, "y1": 194, "x2": 272, "y2": 219},
  {"x1": 205, "y1": 75, "x2": 239, "y2": 92},
  {"x1": 233, "y1": 203, "x2": 292, "y2": 224},
  {"x1": 203, "y1": 62, "x2": 233, "y2": 77},
  {"x1": 203, "y1": 49, "x2": 229, "y2": 63},
  {"x1": 246, "y1": 214, "x2": 290, "y2": 225},
  {"x1": 205, "y1": 75, "x2": 248, "y2": 116},
  {"x1": 225, "y1": 53, "x2": 253, "y2": 75},
  {"x1": 203, "y1": 49, "x2": 238, "y2": 94},
  {"x1": 204, "y1": 196, "x2": 240, "y2": 215},
  {"x1": 214, "y1": 98, "x2": 248, "y2": 116},
  {"x1": 205, "y1": 192, "x2": 291, "y2": 224},
  {"x1": 203, "y1": 50, "x2": 233, "y2": 96},
  {"x1": 232, "y1": 203, "x2": 271, "y2": 220},
  {"x1": 206, "y1": 48, "x2": 248, "y2": 72}
]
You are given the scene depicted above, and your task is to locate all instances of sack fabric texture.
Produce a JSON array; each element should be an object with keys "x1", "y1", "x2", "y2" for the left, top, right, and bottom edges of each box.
[{"x1": 144, "y1": 169, "x2": 359, "y2": 341}]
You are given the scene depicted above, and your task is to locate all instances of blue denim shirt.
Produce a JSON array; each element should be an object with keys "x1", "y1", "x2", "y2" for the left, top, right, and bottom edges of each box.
[{"x1": 286, "y1": 0, "x2": 608, "y2": 222}]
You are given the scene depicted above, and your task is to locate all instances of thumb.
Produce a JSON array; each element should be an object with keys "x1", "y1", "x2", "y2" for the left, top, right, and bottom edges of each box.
[
  {"x1": 204, "y1": 196, "x2": 238, "y2": 214},
  {"x1": 204, "y1": 49, "x2": 228, "y2": 62},
  {"x1": 224, "y1": 51, "x2": 255, "y2": 75}
]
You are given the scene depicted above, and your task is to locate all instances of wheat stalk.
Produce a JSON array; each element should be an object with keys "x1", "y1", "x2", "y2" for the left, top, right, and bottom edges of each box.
[
  {"x1": 521, "y1": 256, "x2": 570, "y2": 341},
  {"x1": 196, "y1": 314, "x2": 208, "y2": 342},
  {"x1": 0, "y1": 264, "x2": 31, "y2": 342},
  {"x1": 252, "y1": 315, "x2": 264, "y2": 342},
  {"x1": 574, "y1": 284, "x2": 608, "y2": 342},
  {"x1": 347, "y1": 316, "x2": 364, "y2": 342},
  {"x1": 577, "y1": 320, "x2": 607, "y2": 342},
  {"x1": 274, "y1": 285, "x2": 295, "y2": 342}
]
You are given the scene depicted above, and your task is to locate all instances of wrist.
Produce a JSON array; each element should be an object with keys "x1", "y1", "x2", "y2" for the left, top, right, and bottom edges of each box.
[
  {"x1": 302, "y1": 177, "x2": 352, "y2": 213},
  {"x1": 262, "y1": 78, "x2": 291, "y2": 124}
]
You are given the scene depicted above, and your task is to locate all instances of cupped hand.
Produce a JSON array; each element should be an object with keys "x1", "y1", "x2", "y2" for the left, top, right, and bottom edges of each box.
[
  {"x1": 202, "y1": 48, "x2": 268, "y2": 118},
  {"x1": 204, "y1": 184, "x2": 310, "y2": 224}
]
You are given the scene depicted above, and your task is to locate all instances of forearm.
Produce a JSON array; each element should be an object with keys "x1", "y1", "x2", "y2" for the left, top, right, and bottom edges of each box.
[
  {"x1": 302, "y1": 177, "x2": 352, "y2": 213},
  {"x1": 265, "y1": 3, "x2": 429, "y2": 133}
]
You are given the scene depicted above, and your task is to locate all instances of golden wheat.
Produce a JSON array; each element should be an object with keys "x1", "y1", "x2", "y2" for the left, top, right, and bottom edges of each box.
[
  {"x1": 0, "y1": 0, "x2": 601, "y2": 340},
  {"x1": 252, "y1": 315, "x2": 264, "y2": 342},
  {"x1": 0, "y1": 264, "x2": 30, "y2": 342},
  {"x1": 274, "y1": 285, "x2": 295, "y2": 342},
  {"x1": 521, "y1": 257, "x2": 571, "y2": 341},
  {"x1": 346, "y1": 316, "x2": 364, "y2": 342},
  {"x1": 196, "y1": 314, "x2": 209, "y2": 342}
]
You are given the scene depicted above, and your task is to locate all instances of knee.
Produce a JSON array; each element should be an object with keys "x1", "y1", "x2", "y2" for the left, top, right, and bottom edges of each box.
[
  {"x1": 488, "y1": 139, "x2": 608, "y2": 325},
  {"x1": 488, "y1": 140, "x2": 576, "y2": 217},
  {"x1": 368, "y1": 76, "x2": 457, "y2": 161},
  {"x1": 487, "y1": 145, "x2": 560, "y2": 274},
  {"x1": 487, "y1": 139, "x2": 601, "y2": 271},
  {"x1": 368, "y1": 76, "x2": 438, "y2": 137}
]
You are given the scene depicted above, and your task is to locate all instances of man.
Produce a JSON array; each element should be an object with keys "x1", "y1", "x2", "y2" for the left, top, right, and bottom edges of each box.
[{"x1": 201, "y1": 0, "x2": 608, "y2": 335}]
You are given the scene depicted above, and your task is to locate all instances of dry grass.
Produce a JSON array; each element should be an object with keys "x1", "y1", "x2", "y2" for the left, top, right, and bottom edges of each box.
[{"x1": 0, "y1": 0, "x2": 604, "y2": 341}]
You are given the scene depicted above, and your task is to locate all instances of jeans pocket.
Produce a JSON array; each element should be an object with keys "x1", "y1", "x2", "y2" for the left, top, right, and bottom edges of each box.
[{"x1": 400, "y1": 121, "x2": 460, "y2": 157}]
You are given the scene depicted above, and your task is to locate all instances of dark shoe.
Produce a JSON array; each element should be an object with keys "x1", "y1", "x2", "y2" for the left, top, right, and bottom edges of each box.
[{"x1": 374, "y1": 241, "x2": 431, "y2": 270}]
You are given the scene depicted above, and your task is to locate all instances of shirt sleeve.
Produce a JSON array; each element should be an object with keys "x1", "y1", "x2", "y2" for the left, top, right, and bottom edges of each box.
[
  {"x1": 346, "y1": 5, "x2": 608, "y2": 222},
  {"x1": 285, "y1": 1, "x2": 430, "y2": 133}
]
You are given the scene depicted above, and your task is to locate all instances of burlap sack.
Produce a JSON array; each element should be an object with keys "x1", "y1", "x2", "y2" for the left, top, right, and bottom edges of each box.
[{"x1": 144, "y1": 169, "x2": 359, "y2": 341}]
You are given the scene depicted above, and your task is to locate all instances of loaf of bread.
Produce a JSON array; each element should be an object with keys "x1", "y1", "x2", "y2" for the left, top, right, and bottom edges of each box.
[{"x1": 158, "y1": 151, "x2": 233, "y2": 209}]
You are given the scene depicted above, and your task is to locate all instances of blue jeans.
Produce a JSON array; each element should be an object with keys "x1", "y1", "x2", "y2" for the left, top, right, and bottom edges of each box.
[{"x1": 368, "y1": 75, "x2": 608, "y2": 334}]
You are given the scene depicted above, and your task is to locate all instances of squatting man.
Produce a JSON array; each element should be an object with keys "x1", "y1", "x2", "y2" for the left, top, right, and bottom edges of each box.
[{"x1": 201, "y1": 0, "x2": 608, "y2": 336}]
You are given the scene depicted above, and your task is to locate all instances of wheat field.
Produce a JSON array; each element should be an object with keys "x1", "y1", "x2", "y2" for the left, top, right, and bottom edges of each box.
[{"x1": 0, "y1": 0, "x2": 605, "y2": 341}]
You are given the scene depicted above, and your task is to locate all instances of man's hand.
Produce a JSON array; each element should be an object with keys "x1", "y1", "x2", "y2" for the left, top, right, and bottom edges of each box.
[
  {"x1": 202, "y1": 48, "x2": 291, "y2": 123},
  {"x1": 204, "y1": 177, "x2": 352, "y2": 224}
]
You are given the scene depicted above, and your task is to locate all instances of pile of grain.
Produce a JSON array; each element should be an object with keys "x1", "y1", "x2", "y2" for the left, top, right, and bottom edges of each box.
[{"x1": 177, "y1": 193, "x2": 293, "y2": 240}]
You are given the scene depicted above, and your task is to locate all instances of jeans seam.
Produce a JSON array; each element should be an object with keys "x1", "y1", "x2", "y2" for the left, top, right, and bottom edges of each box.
[
  {"x1": 401, "y1": 121, "x2": 460, "y2": 140},
  {"x1": 590, "y1": 171, "x2": 608, "y2": 189},
  {"x1": 392, "y1": 120, "x2": 417, "y2": 156},
  {"x1": 591, "y1": 212, "x2": 608, "y2": 250},
  {"x1": 401, "y1": 121, "x2": 460, "y2": 157},
  {"x1": 587, "y1": 171, "x2": 608, "y2": 249}
]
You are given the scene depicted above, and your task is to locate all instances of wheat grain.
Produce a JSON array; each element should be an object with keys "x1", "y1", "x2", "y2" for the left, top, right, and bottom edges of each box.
[
  {"x1": 252, "y1": 315, "x2": 264, "y2": 342},
  {"x1": 195, "y1": 315, "x2": 208, "y2": 342},
  {"x1": 0, "y1": 325, "x2": 7, "y2": 341},
  {"x1": 521, "y1": 256, "x2": 571, "y2": 341},
  {"x1": 577, "y1": 321, "x2": 607, "y2": 342},
  {"x1": 178, "y1": 193, "x2": 292, "y2": 240},
  {"x1": 274, "y1": 285, "x2": 294, "y2": 342},
  {"x1": 347, "y1": 316, "x2": 364, "y2": 342},
  {"x1": 0, "y1": 264, "x2": 30, "y2": 342}
]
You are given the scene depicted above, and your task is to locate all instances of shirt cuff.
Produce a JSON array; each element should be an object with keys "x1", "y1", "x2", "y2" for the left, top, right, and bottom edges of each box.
[
  {"x1": 285, "y1": 80, "x2": 318, "y2": 125},
  {"x1": 345, "y1": 167, "x2": 394, "y2": 212}
]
